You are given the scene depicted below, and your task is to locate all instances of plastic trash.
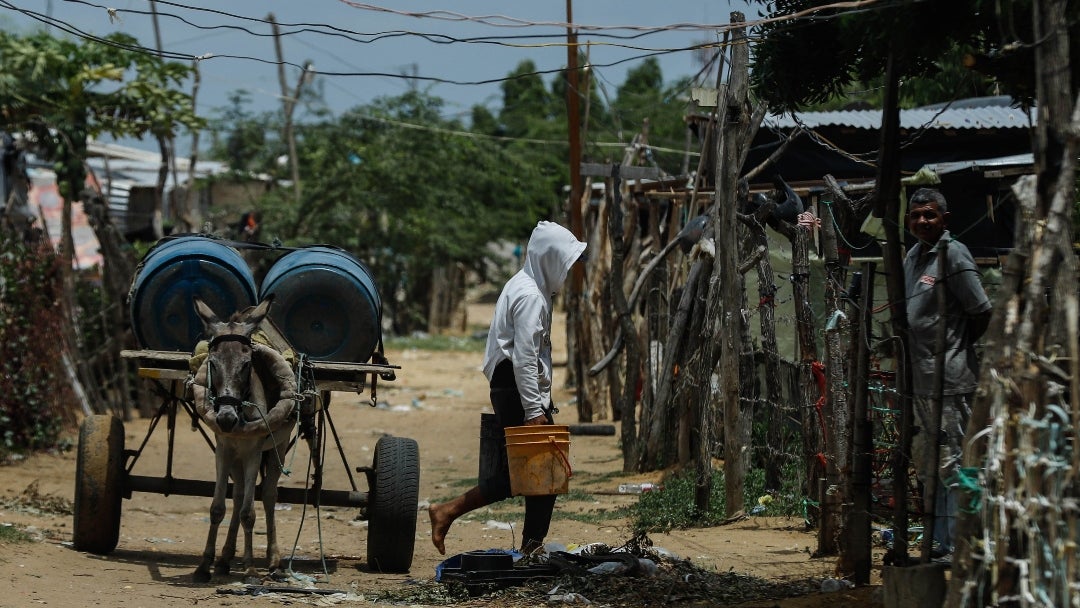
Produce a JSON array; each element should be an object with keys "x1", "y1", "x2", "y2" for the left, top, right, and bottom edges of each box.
[
  {"x1": 821, "y1": 578, "x2": 852, "y2": 592},
  {"x1": 587, "y1": 561, "x2": 631, "y2": 575},
  {"x1": 650, "y1": 546, "x2": 681, "y2": 561},
  {"x1": 547, "y1": 592, "x2": 592, "y2": 604},
  {"x1": 617, "y1": 483, "x2": 656, "y2": 494},
  {"x1": 544, "y1": 542, "x2": 568, "y2": 554},
  {"x1": 636, "y1": 558, "x2": 658, "y2": 577},
  {"x1": 749, "y1": 505, "x2": 766, "y2": 515}
]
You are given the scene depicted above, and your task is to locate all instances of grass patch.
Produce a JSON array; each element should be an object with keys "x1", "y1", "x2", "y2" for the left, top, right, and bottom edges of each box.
[
  {"x1": 550, "y1": 505, "x2": 631, "y2": 524},
  {"x1": 630, "y1": 468, "x2": 805, "y2": 533},
  {"x1": 385, "y1": 334, "x2": 484, "y2": 352},
  {"x1": 447, "y1": 477, "x2": 476, "y2": 489},
  {"x1": 560, "y1": 488, "x2": 597, "y2": 502},
  {"x1": 0, "y1": 524, "x2": 34, "y2": 544}
]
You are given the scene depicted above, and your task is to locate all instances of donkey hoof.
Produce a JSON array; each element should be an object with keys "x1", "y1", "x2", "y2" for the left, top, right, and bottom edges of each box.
[
  {"x1": 214, "y1": 561, "x2": 232, "y2": 577},
  {"x1": 193, "y1": 567, "x2": 212, "y2": 584}
]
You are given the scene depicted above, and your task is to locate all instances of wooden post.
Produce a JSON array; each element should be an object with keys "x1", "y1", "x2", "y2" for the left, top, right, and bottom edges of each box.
[
  {"x1": 750, "y1": 218, "x2": 786, "y2": 492},
  {"x1": 947, "y1": 1, "x2": 1077, "y2": 603},
  {"x1": 921, "y1": 243, "x2": 948, "y2": 563},
  {"x1": 849, "y1": 261, "x2": 875, "y2": 584},
  {"x1": 606, "y1": 164, "x2": 642, "y2": 471},
  {"x1": 789, "y1": 225, "x2": 823, "y2": 527},
  {"x1": 876, "y1": 47, "x2": 913, "y2": 567},
  {"x1": 819, "y1": 194, "x2": 848, "y2": 556},
  {"x1": 268, "y1": 14, "x2": 303, "y2": 208},
  {"x1": 564, "y1": 0, "x2": 588, "y2": 422},
  {"x1": 709, "y1": 12, "x2": 749, "y2": 516}
]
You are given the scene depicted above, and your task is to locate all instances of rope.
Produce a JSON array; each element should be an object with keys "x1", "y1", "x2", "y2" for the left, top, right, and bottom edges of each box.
[{"x1": 285, "y1": 409, "x2": 330, "y2": 579}]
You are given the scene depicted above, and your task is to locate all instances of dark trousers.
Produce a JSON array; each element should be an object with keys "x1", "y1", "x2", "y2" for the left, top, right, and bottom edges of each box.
[{"x1": 479, "y1": 359, "x2": 556, "y2": 548}]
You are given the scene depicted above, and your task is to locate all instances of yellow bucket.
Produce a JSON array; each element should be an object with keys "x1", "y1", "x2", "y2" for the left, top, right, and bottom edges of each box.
[{"x1": 504, "y1": 426, "x2": 572, "y2": 496}]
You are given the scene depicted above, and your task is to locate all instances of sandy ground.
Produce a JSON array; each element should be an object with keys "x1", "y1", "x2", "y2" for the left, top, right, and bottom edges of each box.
[{"x1": 0, "y1": 305, "x2": 885, "y2": 607}]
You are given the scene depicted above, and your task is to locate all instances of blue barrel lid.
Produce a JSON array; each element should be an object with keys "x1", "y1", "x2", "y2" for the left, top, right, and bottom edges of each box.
[
  {"x1": 260, "y1": 245, "x2": 382, "y2": 362},
  {"x1": 129, "y1": 235, "x2": 257, "y2": 351}
]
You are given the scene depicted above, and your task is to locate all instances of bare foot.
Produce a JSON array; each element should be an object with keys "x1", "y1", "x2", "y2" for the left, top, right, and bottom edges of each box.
[{"x1": 428, "y1": 503, "x2": 449, "y2": 555}]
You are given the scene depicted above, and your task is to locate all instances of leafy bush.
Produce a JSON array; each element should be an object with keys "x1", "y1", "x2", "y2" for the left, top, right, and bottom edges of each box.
[
  {"x1": 631, "y1": 466, "x2": 806, "y2": 533},
  {"x1": 0, "y1": 234, "x2": 73, "y2": 454},
  {"x1": 631, "y1": 470, "x2": 729, "y2": 532}
]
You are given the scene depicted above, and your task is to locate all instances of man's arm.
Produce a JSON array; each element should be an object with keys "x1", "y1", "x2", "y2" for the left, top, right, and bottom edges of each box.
[{"x1": 969, "y1": 309, "x2": 991, "y2": 343}]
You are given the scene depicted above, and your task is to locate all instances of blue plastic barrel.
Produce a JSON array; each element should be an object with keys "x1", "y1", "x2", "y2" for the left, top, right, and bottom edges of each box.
[
  {"x1": 259, "y1": 246, "x2": 382, "y2": 362},
  {"x1": 128, "y1": 236, "x2": 257, "y2": 352}
]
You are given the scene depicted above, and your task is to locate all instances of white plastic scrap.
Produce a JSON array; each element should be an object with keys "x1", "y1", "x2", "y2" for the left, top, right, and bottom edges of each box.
[{"x1": 548, "y1": 593, "x2": 591, "y2": 604}]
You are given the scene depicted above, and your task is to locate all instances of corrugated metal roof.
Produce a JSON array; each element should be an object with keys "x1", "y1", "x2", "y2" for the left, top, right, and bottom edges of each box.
[
  {"x1": 922, "y1": 152, "x2": 1034, "y2": 175},
  {"x1": 765, "y1": 104, "x2": 1033, "y2": 131}
]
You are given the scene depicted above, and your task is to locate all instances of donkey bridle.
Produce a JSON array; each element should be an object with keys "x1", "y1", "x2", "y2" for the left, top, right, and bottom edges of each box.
[{"x1": 207, "y1": 333, "x2": 254, "y2": 413}]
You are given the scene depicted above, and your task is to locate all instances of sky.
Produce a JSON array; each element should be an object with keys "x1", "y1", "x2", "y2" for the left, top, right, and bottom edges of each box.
[{"x1": 0, "y1": 0, "x2": 758, "y2": 151}]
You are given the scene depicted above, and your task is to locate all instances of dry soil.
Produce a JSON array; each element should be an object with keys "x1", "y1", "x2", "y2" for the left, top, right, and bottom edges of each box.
[{"x1": 0, "y1": 305, "x2": 885, "y2": 607}]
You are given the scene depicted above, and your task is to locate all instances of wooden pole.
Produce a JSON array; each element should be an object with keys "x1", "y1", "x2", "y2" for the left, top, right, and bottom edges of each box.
[
  {"x1": 819, "y1": 194, "x2": 848, "y2": 556},
  {"x1": 877, "y1": 47, "x2": 913, "y2": 567},
  {"x1": 712, "y1": 12, "x2": 749, "y2": 517},
  {"x1": 565, "y1": 0, "x2": 589, "y2": 422},
  {"x1": 607, "y1": 164, "x2": 642, "y2": 470},
  {"x1": 921, "y1": 242, "x2": 948, "y2": 563},
  {"x1": 269, "y1": 14, "x2": 302, "y2": 208},
  {"x1": 849, "y1": 262, "x2": 875, "y2": 584}
]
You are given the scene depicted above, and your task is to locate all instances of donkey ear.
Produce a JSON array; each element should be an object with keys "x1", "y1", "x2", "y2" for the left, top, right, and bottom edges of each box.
[
  {"x1": 193, "y1": 297, "x2": 220, "y2": 326},
  {"x1": 246, "y1": 294, "x2": 274, "y2": 327}
]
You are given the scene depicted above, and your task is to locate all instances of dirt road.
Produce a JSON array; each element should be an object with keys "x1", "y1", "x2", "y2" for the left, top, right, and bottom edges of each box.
[{"x1": 0, "y1": 306, "x2": 884, "y2": 607}]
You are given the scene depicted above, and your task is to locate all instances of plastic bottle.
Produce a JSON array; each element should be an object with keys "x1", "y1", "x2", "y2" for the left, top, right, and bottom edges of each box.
[{"x1": 618, "y1": 482, "x2": 655, "y2": 494}]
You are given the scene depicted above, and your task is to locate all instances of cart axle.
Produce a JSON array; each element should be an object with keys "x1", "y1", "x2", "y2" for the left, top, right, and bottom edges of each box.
[{"x1": 126, "y1": 475, "x2": 370, "y2": 509}]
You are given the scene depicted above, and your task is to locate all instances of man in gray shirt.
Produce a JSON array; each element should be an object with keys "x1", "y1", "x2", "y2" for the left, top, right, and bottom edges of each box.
[{"x1": 903, "y1": 187, "x2": 992, "y2": 560}]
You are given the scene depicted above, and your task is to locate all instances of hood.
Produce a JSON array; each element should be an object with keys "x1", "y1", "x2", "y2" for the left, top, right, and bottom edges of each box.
[{"x1": 523, "y1": 221, "x2": 587, "y2": 296}]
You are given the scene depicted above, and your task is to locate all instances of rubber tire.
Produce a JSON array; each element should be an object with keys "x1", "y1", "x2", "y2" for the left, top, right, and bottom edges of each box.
[
  {"x1": 366, "y1": 436, "x2": 420, "y2": 573},
  {"x1": 73, "y1": 414, "x2": 125, "y2": 554}
]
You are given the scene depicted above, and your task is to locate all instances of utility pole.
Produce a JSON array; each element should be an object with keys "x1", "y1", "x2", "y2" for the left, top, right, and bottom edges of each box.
[{"x1": 565, "y1": 0, "x2": 589, "y2": 420}]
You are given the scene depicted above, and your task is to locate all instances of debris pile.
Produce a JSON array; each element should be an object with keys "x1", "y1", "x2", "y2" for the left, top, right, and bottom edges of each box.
[{"x1": 371, "y1": 535, "x2": 827, "y2": 607}]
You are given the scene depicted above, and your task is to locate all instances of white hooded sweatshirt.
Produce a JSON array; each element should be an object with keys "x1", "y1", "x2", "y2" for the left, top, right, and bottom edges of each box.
[{"x1": 482, "y1": 221, "x2": 587, "y2": 421}]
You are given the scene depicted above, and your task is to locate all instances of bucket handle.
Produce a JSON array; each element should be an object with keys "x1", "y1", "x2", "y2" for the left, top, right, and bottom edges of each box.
[{"x1": 548, "y1": 437, "x2": 573, "y2": 479}]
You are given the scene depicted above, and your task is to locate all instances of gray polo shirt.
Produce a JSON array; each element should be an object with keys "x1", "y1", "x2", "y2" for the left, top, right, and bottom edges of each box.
[{"x1": 903, "y1": 230, "x2": 992, "y2": 396}]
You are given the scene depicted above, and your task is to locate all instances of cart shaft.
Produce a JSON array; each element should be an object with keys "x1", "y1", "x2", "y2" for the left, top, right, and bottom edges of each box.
[{"x1": 126, "y1": 475, "x2": 369, "y2": 508}]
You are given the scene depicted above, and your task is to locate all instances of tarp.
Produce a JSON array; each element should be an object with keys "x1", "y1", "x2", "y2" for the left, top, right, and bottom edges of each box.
[{"x1": 26, "y1": 167, "x2": 102, "y2": 270}]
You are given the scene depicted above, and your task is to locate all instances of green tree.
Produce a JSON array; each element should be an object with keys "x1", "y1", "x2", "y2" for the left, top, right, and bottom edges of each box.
[
  {"x1": 0, "y1": 29, "x2": 203, "y2": 416},
  {"x1": 749, "y1": 0, "x2": 1079, "y2": 111},
  {"x1": 256, "y1": 89, "x2": 550, "y2": 333},
  {"x1": 499, "y1": 60, "x2": 555, "y2": 139},
  {"x1": 207, "y1": 91, "x2": 276, "y2": 174},
  {"x1": 604, "y1": 58, "x2": 692, "y2": 171}
]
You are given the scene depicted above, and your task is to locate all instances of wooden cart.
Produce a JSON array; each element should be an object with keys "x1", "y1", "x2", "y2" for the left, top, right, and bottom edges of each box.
[{"x1": 71, "y1": 345, "x2": 420, "y2": 573}]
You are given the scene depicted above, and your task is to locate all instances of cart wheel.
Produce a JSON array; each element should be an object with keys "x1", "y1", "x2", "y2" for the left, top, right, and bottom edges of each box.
[
  {"x1": 73, "y1": 414, "x2": 125, "y2": 554},
  {"x1": 366, "y1": 435, "x2": 419, "y2": 573}
]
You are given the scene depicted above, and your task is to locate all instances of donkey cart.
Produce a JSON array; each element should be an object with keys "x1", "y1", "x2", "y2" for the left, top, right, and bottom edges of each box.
[{"x1": 71, "y1": 236, "x2": 421, "y2": 574}]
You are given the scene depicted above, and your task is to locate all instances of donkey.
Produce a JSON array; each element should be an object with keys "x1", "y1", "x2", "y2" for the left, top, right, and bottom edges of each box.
[{"x1": 190, "y1": 295, "x2": 298, "y2": 583}]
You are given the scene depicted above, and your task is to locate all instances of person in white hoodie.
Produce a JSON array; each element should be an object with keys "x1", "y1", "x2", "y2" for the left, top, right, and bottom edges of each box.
[{"x1": 428, "y1": 221, "x2": 587, "y2": 556}]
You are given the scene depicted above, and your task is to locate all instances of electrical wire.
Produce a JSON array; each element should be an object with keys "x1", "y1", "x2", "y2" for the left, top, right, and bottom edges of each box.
[{"x1": 4, "y1": 0, "x2": 914, "y2": 92}]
